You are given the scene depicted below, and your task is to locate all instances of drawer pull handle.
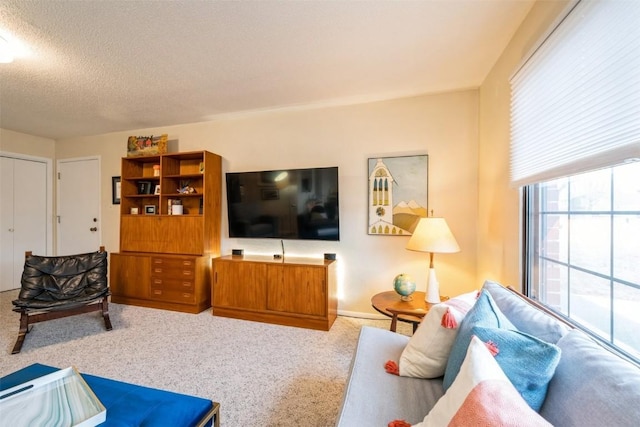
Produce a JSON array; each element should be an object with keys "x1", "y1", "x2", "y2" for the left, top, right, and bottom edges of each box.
[
  {"x1": 153, "y1": 279, "x2": 162, "y2": 284},
  {"x1": 182, "y1": 271, "x2": 192, "y2": 276},
  {"x1": 183, "y1": 261, "x2": 192, "y2": 266},
  {"x1": 182, "y1": 293, "x2": 191, "y2": 298},
  {"x1": 153, "y1": 290, "x2": 162, "y2": 295},
  {"x1": 154, "y1": 259, "x2": 163, "y2": 264},
  {"x1": 154, "y1": 268, "x2": 163, "y2": 273},
  {"x1": 183, "y1": 282, "x2": 191, "y2": 287}
]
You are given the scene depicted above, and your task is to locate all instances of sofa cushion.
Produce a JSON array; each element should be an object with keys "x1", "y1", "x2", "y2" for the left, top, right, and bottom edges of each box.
[
  {"x1": 443, "y1": 289, "x2": 515, "y2": 390},
  {"x1": 335, "y1": 326, "x2": 444, "y2": 427},
  {"x1": 412, "y1": 336, "x2": 551, "y2": 427},
  {"x1": 482, "y1": 280, "x2": 569, "y2": 344},
  {"x1": 398, "y1": 291, "x2": 478, "y2": 378},
  {"x1": 470, "y1": 326, "x2": 561, "y2": 411},
  {"x1": 540, "y1": 329, "x2": 640, "y2": 426}
]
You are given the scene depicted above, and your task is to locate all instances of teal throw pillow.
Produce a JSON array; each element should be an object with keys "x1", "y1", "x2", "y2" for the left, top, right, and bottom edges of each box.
[
  {"x1": 443, "y1": 289, "x2": 515, "y2": 390},
  {"x1": 471, "y1": 326, "x2": 561, "y2": 411}
]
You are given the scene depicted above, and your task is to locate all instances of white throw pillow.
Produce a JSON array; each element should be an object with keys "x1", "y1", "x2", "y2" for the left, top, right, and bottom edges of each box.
[
  {"x1": 413, "y1": 336, "x2": 552, "y2": 427},
  {"x1": 398, "y1": 291, "x2": 478, "y2": 378}
]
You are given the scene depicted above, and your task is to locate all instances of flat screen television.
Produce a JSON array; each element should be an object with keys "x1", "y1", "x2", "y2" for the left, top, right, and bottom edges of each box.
[{"x1": 226, "y1": 167, "x2": 339, "y2": 241}]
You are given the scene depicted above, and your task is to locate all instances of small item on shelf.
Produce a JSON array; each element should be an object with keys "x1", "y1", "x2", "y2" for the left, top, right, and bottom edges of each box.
[
  {"x1": 153, "y1": 164, "x2": 160, "y2": 176},
  {"x1": 138, "y1": 181, "x2": 152, "y2": 194},
  {"x1": 178, "y1": 181, "x2": 196, "y2": 194},
  {"x1": 168, "y1": 199, "x2": 182, "y2": 215},
  {"x1": 199, "y1": 162, "x2": 204, "y2": 174},
  {"x1": 130, "y1": 207, "x2": 139, "y2": 215}
]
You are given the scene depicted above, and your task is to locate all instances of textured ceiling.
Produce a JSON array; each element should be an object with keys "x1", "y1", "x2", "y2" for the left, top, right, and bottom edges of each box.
[{"x1": 0, "y1": 1, "x2": 534, "y2": 140}]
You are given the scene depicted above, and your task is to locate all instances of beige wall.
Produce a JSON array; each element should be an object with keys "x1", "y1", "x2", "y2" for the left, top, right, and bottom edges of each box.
[
  {"x1": 0, "y1": 128, "x2": 56, "y2": 158},
  {"x1": 478, "y1": 0, "x2": 570, "y2": 290},
  {"x1": 56, "y1": 90, "x2": 479, "y2": 315}
]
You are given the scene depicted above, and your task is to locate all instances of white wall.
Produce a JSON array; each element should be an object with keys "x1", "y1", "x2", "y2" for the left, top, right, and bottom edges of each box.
[{"x1": 56, "y1": 90, "x2": 479, "y2": 316}]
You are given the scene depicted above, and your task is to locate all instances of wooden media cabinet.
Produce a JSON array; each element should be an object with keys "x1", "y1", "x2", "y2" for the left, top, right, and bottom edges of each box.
[{"x1": 212, "y1": 255, "x2": 337, "y2": 330}]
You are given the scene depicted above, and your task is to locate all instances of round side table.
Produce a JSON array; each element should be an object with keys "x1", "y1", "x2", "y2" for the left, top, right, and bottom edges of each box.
[{"x1": 371, "y1": 291, "x2": 446, "y2": 333}]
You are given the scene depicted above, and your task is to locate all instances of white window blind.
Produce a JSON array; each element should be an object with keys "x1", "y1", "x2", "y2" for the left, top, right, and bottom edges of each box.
[{"x1": 510, "y1": 0, "x2": 640, "y2": 187}]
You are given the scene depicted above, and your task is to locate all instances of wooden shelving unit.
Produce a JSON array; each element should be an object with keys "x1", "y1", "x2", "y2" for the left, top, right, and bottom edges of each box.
[{"x1": 110, "y1": 150, "x2": 221, "y2": 313}]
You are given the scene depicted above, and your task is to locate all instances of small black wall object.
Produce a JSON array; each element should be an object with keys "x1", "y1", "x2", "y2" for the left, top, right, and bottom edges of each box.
[
  {"x1": 232, "y1": 249, "x2": 244, "y2": 256},
  {"x1": 324, "y1": 253, "x2": 336, "y2": 260}
]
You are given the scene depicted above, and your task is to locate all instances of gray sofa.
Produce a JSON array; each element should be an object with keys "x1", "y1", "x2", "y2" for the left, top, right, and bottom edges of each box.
[{"x1": 336, "y1": 280, "x2": 640, "y2": 426}]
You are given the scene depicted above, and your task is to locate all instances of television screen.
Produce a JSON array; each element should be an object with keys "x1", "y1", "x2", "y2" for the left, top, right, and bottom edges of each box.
[{"x1": 226, "y1": 167, "x2": 339, "y2": 241}]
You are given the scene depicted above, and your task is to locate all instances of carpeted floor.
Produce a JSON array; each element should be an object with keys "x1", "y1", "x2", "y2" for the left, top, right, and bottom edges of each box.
[{"x1": 0, "y1": 289, "x2": 411, "y2": 426}]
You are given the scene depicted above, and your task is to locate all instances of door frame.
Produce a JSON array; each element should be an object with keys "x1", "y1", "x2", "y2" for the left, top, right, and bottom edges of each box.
[
  {"x1": 0, "y1": 151, "x2": 54, "y2": 256},
  {"x1": 56, "y1": 156, "x2": 102, "y2": 255}
]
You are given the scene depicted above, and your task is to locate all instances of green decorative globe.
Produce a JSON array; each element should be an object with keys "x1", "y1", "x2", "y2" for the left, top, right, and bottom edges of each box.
[{"x1": 393, "y1": 273, "x2": 416, "y2": 301}]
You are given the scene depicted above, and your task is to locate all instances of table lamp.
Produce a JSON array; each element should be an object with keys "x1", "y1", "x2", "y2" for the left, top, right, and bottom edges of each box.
[{"x1": 406, "y1": 217, "x2": 460, "y2": 303}]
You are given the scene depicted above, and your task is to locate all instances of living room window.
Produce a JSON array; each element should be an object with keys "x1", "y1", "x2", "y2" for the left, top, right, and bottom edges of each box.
[
  {"x1": 524, "y1": 162, "x2": 640, "y2": 363},
  {"x1": 510, "y1": 0, "x2": 640, "y2": 364}
]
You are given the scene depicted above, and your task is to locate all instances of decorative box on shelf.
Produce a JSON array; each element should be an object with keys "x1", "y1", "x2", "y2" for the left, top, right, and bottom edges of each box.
[{"x1": 0, "y1": 366, "x2": 106, "y2": 427}]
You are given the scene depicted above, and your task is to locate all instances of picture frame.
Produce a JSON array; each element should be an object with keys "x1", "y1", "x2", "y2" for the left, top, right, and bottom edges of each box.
[
  {"x1": 144, "y1": 205, "x2": 157, "y2": 215},
  {"x1": 154, "y1": 184, "x2": 161, "y2": 195},
  {"x1": 112, "y1": 176, "x2": 121, "y2": 205},
  {"x1": 138, "y1": 181, "x2": 152, "y2": 195},
  {"x1": 261, "y1": 188, "x2": 279, "y2": 200},
  {"x1": 367, "y1": 154, "x2": 428, "y2": 236},
  {"x1": 127, "y1": 134, "x2": 168, "y2": 157}
]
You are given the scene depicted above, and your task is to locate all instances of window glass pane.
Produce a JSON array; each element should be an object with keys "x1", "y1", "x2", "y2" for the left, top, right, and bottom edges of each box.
[
  {"x1": 527, "y1": 163, "x2": 640, "y2": 364},
  {"x1": 540, "y1": 214, "x2": 568, "y2": 263},
  {"x1": 613, "y1": 161, "x2": 640, "y2": 211},
  {"x1": 569, "y1": 269, "x2": 611, "y2": 341},
  {"x1": 539, "y1": 259, "x2": 568, "y2": 314},
  {"x1": 613, "y1": 282, "x2": 640, "y2": 360},
  {"x1": 541, "y1": 177, "x2": 568, "y2": 211},
  {"x1": 613, "y1": 215, "x2": 640, "y2": 283},
  {"x1": 570, "y1": 214, "x2": 610, "y2": 275},
  {"x1": 569, "y1": 168, "x2": 611, "y2": 211}
]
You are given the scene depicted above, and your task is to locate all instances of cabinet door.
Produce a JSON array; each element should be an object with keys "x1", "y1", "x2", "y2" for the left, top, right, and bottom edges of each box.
[
  {"x1": 120, "y1": 216, "x2": 203, "y2": 254},
  {"x1": 267, "y1": 265, "x2": 326, "y2": 316},
  {"x1": 213, "y1": 261, "x2": 266, "y2": 310},
  {"x1": 109, "y1": 253, "x2": 150, "y2": 299}
]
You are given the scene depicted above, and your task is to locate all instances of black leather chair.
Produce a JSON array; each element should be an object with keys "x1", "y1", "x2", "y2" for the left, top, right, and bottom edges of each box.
[{"x1": 11, "y1": 246, "x2": 112, "y2": 354}]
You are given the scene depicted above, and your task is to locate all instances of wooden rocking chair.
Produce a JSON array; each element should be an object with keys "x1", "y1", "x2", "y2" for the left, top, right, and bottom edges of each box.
[{"x1": 11, "y1": 246, "x2": 112, "y2": 354}]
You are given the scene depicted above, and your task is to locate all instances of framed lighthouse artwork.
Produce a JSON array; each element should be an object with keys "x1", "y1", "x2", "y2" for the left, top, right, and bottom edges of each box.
[{"x1": 367, "y1": 154, "x2": 428, "y2": 236}]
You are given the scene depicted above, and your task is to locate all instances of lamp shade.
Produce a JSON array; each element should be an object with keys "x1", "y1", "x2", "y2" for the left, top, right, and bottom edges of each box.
[{"x1": 406, "y1": 217, "x2": 460, "y2": 254}]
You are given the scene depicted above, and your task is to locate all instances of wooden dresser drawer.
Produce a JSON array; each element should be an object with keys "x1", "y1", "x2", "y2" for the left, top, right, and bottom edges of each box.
[
  {"x1": 151, "y1": 277, "x2": 195, "y2": 292},
  {"x1": 151, "y1": 257, "x2": 195, "y2": 279},
  {"x1": 150, "y1": 288, "x2": 196, "y2": 304}
]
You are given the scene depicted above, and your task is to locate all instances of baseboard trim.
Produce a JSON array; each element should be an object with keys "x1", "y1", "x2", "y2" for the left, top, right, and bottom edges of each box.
[{"x1": 337, "y1": 310, "x2": 387, "y2": 320}]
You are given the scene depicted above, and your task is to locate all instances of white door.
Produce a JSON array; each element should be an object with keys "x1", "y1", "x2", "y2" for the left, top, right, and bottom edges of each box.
[
  {"x1": 57, "y1": 157, "x2": 101, "y2": 255},
  {"x1": 0, "y1": 156, "x2": 49, "y2": 291}
]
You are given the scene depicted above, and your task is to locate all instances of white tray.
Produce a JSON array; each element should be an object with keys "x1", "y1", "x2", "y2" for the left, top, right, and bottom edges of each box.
[{"x1": 0, "y1": 367, "x2": 106, "y2": 427}]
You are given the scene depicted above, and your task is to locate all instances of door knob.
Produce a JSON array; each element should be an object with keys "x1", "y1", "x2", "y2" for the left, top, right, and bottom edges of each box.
[{"x1": 90, "y1": 227, "x2": 98, "y2": 232}]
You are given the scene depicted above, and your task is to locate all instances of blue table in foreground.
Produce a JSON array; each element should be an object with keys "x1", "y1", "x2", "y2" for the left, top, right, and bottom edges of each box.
[{"x1": 0, "y1": 364, "x2": 219, "y2": 427}]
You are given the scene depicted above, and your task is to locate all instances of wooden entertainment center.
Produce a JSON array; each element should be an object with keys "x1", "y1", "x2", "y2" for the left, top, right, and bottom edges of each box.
[
  {"x1": 110, "y1": 150, "x2": 221, "y2": 313},
  {"x1": 212, "y1": 255, "x2": 337, "y2": 330}
]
